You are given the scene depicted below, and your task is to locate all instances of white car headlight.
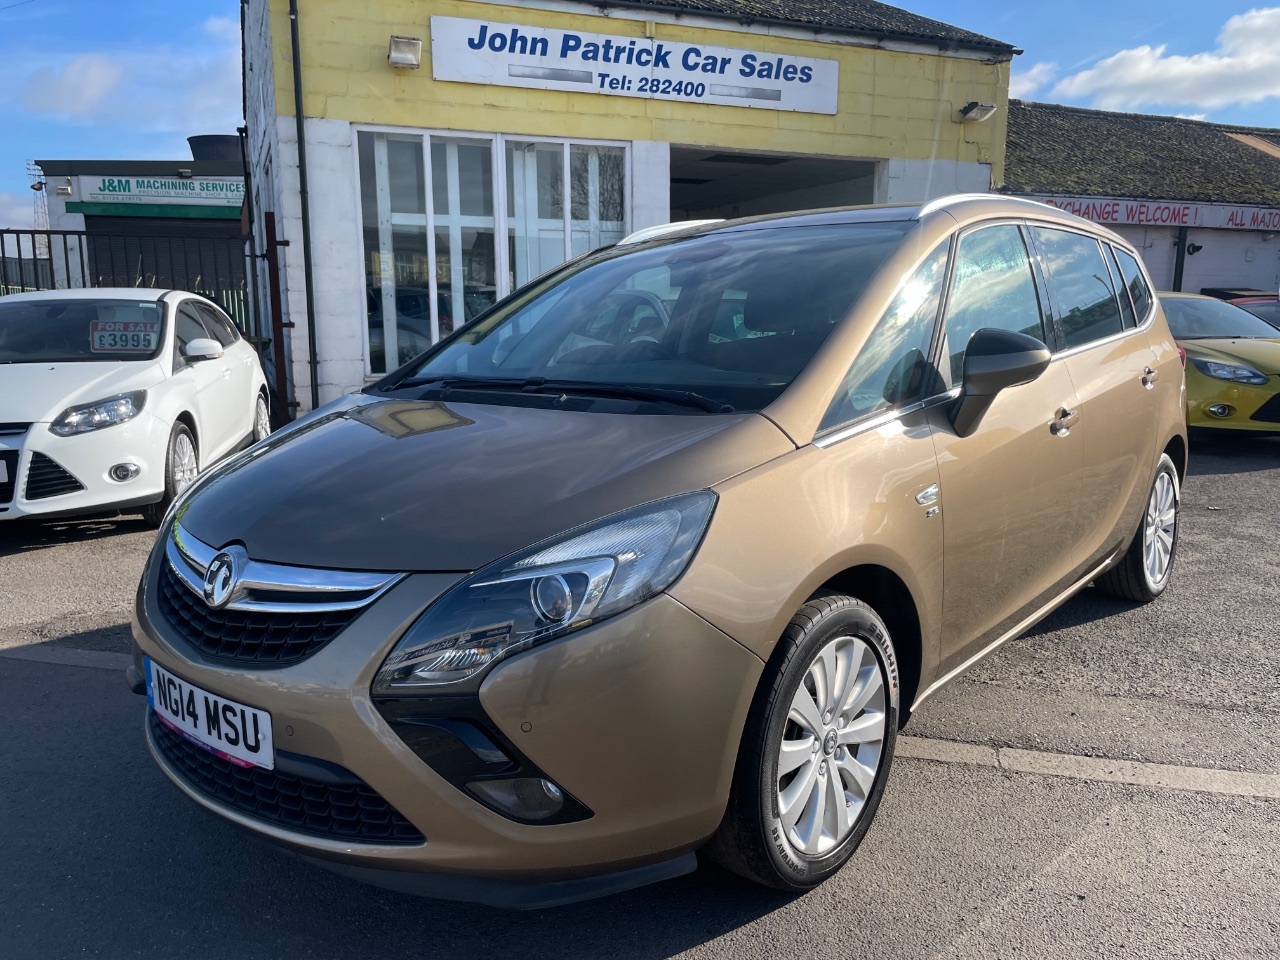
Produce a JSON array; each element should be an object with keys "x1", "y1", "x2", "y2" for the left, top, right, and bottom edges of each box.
[
  {"x1": 373, "y1": 491, "x2": 717, "y2": 691},
  {"x1": 1190, "y1": 358, "x2": 1269, "y2": 386},
  {"x1": 49, "y1": 391, "x2": 146, "y2": 436}
]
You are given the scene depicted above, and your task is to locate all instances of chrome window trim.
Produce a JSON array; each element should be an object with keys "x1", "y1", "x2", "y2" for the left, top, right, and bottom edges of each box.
[
  {"x1": 1050, "y1": 307, "x2": 1154, "y2": 362},
  {"x1": 166, "y1": 522, "x2": 406, "y2": 614},
  {"x1": 814, "y1": 390, "x2": 959, "y2": 449}
]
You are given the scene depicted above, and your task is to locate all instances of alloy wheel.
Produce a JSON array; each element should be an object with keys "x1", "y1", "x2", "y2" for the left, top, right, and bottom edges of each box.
[
  {"x1": 1142, "y1": 470, "x2": 1177, "y2": 586},
  {"x1": 777, "y1": 635, "x2": 888, "y2": 856},
  {"x1": 173, "y1": 433, "x2": 198, "y2": 494},
  {"x1": 254, "y1": 396, "x2": 272, "y2": 442}
]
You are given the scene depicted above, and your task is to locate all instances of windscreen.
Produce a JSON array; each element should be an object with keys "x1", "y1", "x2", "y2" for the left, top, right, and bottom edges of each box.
[
  {"x1": 388, "y1": 222, "x2": 911, "y2": 412},
  {"x1": 1162, "y1": 297, "x2": 1280, "y2": 340},
  {"x1": 0, "y1": 299, "x2": 167, "y2": 363}
]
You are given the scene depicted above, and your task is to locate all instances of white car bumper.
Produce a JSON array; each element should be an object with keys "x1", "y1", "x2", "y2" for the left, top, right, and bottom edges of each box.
[{"x1": 0, "y1": 411, "x2": 170, "y2": 521}]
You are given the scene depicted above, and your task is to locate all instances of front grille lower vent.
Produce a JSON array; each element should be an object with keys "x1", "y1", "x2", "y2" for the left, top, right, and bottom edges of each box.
[
  {"x1": 0, "y1": 451, "x2": 17, "y2": 504},
  {"x1": 24, "y1": 453, "x2": 85, "y2": 500},
  {"x1": 1249, "y1": 393, "x2": 1280, "y2": 424},
  {"x1": 149, "y1": 711, "x2": 424, "y2": 845}
]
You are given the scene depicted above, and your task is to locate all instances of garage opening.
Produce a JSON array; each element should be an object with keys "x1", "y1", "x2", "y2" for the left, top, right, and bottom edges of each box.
[{"x1": 669, "y1": 147, "x2": 877, "y2": 221}]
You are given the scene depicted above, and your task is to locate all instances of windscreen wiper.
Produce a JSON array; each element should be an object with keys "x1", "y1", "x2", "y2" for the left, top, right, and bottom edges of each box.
[
  {"x1": 531, "y1": 380, "x2": 736, "y2": 413},
  {"x1": 394, "y1": 375, "x2": 546, "y2": 391}
]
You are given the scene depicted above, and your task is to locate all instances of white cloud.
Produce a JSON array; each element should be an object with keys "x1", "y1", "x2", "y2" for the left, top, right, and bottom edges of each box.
[
  {"x1": 19, "y1": 53, "x2": 124, "y2": 117},
  {"x1": 1010, "y1": 62, "x2": 1058, "y2": 100},
  {"x1": 0, "y1": 191, "x2": 36, "y2": 229},
  {"x1": 1052, "y1": 7, "x2": 1280, "y2": 111},
  {"x1": 7, "y1": 17, "x2": 241, "y2": 134},
  {"x1": 1175, "y1": 113, "x2": 1208, "y2": 121}
]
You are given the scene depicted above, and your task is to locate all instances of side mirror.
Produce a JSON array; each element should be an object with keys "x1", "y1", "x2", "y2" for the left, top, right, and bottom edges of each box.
[
  {"x1": 182, "y1": 338, "x2": 224, "y2": 362},
  {"x1": 951, "y1": 328, "x2": 1051, "y2": 437}
]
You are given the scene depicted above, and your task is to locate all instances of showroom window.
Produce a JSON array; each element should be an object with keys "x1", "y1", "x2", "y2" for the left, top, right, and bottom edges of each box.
[{"x1": 359, "y1": 132, "x2": 629, "y2": 375}]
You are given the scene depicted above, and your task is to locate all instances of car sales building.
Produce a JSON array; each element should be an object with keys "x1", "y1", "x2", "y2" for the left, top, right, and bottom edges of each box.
[{"x1": 243, "y1": 0, "x2": 1015, "y2": 410}]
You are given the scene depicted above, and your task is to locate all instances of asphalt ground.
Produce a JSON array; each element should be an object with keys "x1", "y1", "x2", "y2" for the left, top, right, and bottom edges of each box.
[{"x1": 1, "y1": 433, "x2": 1278, "y2": 959}]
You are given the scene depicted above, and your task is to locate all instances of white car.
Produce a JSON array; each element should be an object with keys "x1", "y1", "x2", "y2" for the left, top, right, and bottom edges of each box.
[{"x1": 0, "y1": 288, "x2": 271, "y2": 525}]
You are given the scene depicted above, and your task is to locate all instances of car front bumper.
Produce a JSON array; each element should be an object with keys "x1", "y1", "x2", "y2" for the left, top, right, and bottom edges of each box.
[
  {"x1": 0, "y1": 413, "x2": 169, "y2": 520},
  {"x1": 1185, "y1": 372, "x2": 1280, "y2": 433},
  {"x1": 131, "y1": 553, "x2": 763, "y2": 897}
]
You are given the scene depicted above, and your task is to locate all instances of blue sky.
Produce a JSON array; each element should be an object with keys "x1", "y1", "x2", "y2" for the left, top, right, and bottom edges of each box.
[{"x1": 3, "y1": 0, "x2": 1279, "y2": 225}]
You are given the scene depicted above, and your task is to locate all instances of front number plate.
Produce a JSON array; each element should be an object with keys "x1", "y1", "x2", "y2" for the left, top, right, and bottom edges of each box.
[{"x1": 146, "y1": 658, "x2": 274, "y2": 770}]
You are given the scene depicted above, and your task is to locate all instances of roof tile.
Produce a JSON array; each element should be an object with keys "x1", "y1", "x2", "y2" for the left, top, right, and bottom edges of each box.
[
  {"x1": 1003, "y1": 101, "x2": 1280, "y2": 207},
  {"x1": 587, "y1": 1, "x2": 1016, "y2": 54}
]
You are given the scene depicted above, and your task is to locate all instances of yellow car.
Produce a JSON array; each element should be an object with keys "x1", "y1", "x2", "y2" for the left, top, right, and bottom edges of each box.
[{"x1": 1161, "y1": 292, "x2": 1280, "y2": 434}]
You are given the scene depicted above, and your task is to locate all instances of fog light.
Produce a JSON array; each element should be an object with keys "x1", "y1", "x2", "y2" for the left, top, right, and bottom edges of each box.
[
  {"x1": 467, "y1": 778, "x2": 566, "y2": 821},
  {"x1": 1207, "y1": 404, "x2": 1233, "y2": 418},
  {"x1": 109, "y1": 463, "x2": 140, "y2": 482}
]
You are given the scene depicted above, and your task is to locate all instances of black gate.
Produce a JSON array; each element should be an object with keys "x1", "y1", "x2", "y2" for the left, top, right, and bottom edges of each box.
[{"x1": 0, "y1": 227, "x2": 256, "y2": 337}]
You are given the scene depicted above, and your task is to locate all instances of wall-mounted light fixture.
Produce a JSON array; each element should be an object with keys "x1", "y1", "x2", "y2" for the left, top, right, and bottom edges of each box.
[
  {"x1": 388, "y1": 35, "x2": 423, "y2": 69},
  {"x1": 55, "y1": 184, "x2": 72, "y2": 196},
  {"x1": 1186, "y1": 243, "x2": 1203, "y2": 256},
  {"x1": 29, "y1": 180, "x2": 45, "y2": 192},
  {"x1": 959, "y1": 101, "x2": 998, "y2": 123},
  {"x1": 177, "y1": 168, "x2": 193, "y2": 179}
]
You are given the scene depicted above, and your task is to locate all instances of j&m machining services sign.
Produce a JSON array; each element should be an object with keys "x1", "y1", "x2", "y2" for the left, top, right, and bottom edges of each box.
[
  {"x1": 431, "y1": 16, "x2": 840, "y2": 115},
  {"x1": 75, "y1": 176, "x2": 246, "y2": 208}
]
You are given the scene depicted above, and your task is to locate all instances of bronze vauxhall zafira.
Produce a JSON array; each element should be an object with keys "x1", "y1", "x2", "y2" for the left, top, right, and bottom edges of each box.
[{"x1": 130, "y1": 196, "x2": 1187, "y2": 907}]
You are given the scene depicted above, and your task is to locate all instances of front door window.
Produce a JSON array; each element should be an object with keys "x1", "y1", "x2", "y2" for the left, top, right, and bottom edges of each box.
[{"x1": 359, "y1": 133, "x2": 629, "y2": 375}]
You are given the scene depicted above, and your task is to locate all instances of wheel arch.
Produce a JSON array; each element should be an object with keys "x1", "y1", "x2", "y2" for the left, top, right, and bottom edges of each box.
[
  {"x1": 173, "y1": 411, "x2": 199, "y2": 456},
  {"x1": 814, "y1": 564, "x2": 924, "y2": 726},
  {"x1": 1163, "y1": 433, "x2": 1187, "y2": 483}
]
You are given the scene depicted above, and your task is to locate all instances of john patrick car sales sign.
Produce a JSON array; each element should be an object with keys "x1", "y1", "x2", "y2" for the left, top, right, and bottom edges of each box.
[{"x1": 431, "y1": 17, "x2": 839, "y2": 114}]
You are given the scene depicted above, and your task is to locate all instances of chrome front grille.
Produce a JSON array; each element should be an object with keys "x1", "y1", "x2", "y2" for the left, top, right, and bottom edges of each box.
[{"x1": 157, "y1": 522, "x2": 404, "y2": 667}]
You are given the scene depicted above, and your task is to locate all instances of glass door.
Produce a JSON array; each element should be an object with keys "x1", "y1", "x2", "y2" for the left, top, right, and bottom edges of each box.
[
  {"x1": 358, "y1": 131, "x2": 629, "y2": 375},
  {"x1": 358, "y1": 131, "x2": 430, "y2": 375},
  {"x1": 430, "y1": 137, "x2": 497, "y2": 340}
]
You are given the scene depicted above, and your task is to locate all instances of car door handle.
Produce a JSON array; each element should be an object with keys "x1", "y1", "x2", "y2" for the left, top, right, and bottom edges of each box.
[
  {"x1": 1050, "y1": 407, "x2": 1079, "y2": 436},
  {"x1": 1141, "y1": 366, "x2": 1159, "y2": 388}
]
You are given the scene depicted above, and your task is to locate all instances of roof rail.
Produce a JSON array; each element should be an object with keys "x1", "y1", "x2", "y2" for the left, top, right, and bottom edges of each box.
[{"x1": 618, "y1": 219, "x2": 725, "y2": 246}]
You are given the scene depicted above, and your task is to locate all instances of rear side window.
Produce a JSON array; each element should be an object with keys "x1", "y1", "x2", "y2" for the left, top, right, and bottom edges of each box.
[
  {"x1": 1106, "y1": 246, "x2": 1137, "y2": 329},
  {"x1": 941, "y1": 225, "x2": 1045, "y2": 387},
  {"x1": 1033, "y1": 227, "x2": 1125, "y2": 350},
  {"x1": 1114, "y1": 248, "x2": 1155, "y2": 322},
  {"x1": 821, "y1": 241, "x2": 949, "y2": 431}
]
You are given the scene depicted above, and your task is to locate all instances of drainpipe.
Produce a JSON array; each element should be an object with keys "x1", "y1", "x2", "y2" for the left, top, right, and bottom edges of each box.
[
  {"x1": 289, "y1": 0, "x2": 320, "y2": 410},
  {"x1": 1172, "y1": 226, "x2": 1188, "y2": 293}
]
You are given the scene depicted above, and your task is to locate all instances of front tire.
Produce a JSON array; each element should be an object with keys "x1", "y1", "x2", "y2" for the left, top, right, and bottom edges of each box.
[
  {"x1": 706, "y1": 594, "x2": 899, "y2": 891},
  {"x1": 1095, "y1": 453, "x2": 1180, "y2": 603},
  {"x1": 142, "y1": 423, "x2": 198, "y2": 527},
  {"x1": 252, "y1": 392, "x2": 272, "y2": 444}
]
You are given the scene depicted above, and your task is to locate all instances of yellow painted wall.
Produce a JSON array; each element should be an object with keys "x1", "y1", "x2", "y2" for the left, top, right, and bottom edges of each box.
[{"x1": 270, "y1": 0, "x2": 1010, "y2": 179}]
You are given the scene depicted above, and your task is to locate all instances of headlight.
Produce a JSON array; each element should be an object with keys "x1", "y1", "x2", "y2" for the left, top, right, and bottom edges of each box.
[
  {"x1": 1189, "y1": 358, "x2": 1269, "y2": 385},
  {"x1": 49, "y1": 391, "x2": 146, "y2": 436},
  {"x1": 373, "y1": 491, "x2": 716, "y2": 691}
]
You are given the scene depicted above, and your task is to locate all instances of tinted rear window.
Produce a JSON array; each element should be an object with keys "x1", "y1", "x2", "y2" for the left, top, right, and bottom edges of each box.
[{"x1": 1114, "y1": 248, "x2": 1154, "y2": 321}]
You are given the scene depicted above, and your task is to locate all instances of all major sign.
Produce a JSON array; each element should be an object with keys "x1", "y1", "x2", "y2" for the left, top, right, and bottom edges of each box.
[{"x1": 431, "y1": 16, "x2": 840, "y2": 115}]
